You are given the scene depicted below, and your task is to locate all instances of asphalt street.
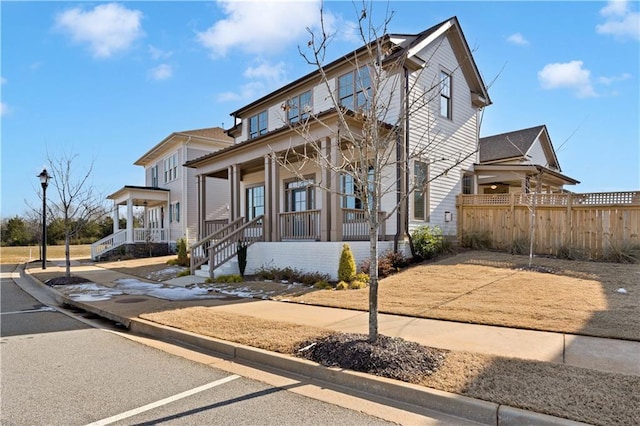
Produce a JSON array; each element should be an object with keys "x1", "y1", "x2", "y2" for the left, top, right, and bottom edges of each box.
[{"x1": 1, "y1": 264, "x2": 395, "y2": 425}]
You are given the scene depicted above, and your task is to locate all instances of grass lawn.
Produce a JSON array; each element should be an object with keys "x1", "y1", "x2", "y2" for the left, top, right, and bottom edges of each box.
[{"x1": 0, "y1": 244, "x2": 92, "y2": 264}]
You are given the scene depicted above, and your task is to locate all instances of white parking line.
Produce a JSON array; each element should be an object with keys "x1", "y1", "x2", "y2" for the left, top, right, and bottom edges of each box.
[
  {"x1": 1, "y1": 306, "x2": 57, "y2": 315},
  {"x1": 85, "y1": 374, "x2": 241, "y2": 426}
]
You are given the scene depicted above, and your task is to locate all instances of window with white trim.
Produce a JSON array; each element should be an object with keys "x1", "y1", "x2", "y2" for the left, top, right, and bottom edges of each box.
[
  {"x1": 338, "y1": 66, "x2": 371, "y2": 112},
  {"x1": 169, "y1": 202, "x2": 180, "y2": 223},
  {"x1": 287, "y1": 91, "x2": 312, "y2": 124},
  {"x1": 164, "y1": 153, "x2": 178, "y2": 183},
  {"x1": 413, "y1": 161, "x2": 429, "y2": 221},
  {"x1": 249, "y1": 110, "x2": 268, "y2": 139},
  {"x1": 285, "y1": 177, "x2": 315, "y2": 212},
  {"x1": 246, "y1": 185, "x2": 265, "y2": 220},
  {"x1": 340, "y1": 166, "x2": 374, "y2": 210},
  {"x1": 151, "y1": 165, "x2": 158, "y2": 187},
  {"x1": 462, "y1": 172, "x2": 474, "y2": 195},
  {"x1": 440, "y1": 71, "x2": 452, "y2": 119}
]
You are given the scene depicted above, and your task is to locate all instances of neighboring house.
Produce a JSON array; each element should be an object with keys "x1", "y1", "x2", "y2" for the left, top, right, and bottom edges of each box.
[
  {"x1": 184, "y1": 17, "x2": 492, "y2": 279},
  {"x1": 474, "y1": 125, "x2": 579, "y2": 194},
  {"x1": 91, "y1": 127, "x2": 233, "y2": 260}
]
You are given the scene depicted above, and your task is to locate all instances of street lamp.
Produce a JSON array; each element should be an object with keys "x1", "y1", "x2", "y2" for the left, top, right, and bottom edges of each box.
[{"x1": 38, "y1": 169, "x2": 51, "y2": 269}]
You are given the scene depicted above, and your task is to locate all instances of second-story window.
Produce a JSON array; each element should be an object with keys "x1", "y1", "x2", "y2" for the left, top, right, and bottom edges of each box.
[
  {"x1": 164, "y1": 153, "x2": 178, "y2": 183},
  {"x1": 338, "y1": 66, "x2": 371, "y2": 112},
  {"x1": 288, "y1": 91, "x2": 312, "y2": 124},
  {"x1": 151, "y1": 165, "x2": 158, "y2": 187},
  {"x1": 249, "y1": 110, "x2": 268, "y2": 139},
  {"x1": 413, "y1": 160, "x2": 429, "y2": 221},
  {"x1": 440, "y1": 70, "x2": 452, "y2": 119}
]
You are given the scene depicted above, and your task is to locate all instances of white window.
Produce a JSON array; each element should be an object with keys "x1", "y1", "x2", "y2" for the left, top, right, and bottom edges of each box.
[
  {"x1": 169, "y1": 202, "x2": 180, "y2": 223},
  {"x1": 440, "y1": 71, "x2": 452, "y2": 119},
  {"x1": 164, "y1": 153, "x2": 178, "y2": 183},
  {"x1": 413, "y1": 161, "x2": 429, "y2": 221},
  {"x1": 151, "y1": 165, "x2": 158, "y2": 187},
  {"x1": 338, "y1": 66, "x2": 371, "y2": 112}
]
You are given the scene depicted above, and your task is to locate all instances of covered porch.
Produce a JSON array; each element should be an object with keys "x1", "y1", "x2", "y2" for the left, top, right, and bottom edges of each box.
[
  {"x1": 473, "y1": 164, "x2": 580, "y2": 195},
  {"x1": 91, "y1": 186, "x2": 171, "y2": 260}
]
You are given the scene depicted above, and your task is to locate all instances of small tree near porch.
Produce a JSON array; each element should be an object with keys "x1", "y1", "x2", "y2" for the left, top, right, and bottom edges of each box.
[{"x1": 274, "y1": 3, "x2": 482, "y2": 342}]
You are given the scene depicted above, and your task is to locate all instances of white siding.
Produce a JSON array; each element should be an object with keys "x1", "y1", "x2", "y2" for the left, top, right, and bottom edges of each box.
[
  {"x1": 407, "y1": 33, "x2": 480, "y2": 236},
  {"x1": 525, "y1": 138, "x2": 547, "y2": 166}
]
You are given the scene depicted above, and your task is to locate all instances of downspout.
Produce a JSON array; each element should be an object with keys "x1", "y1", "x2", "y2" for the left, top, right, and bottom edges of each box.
[{"x1": 394, "y1": 66, "x2": 411, "y2": 253}]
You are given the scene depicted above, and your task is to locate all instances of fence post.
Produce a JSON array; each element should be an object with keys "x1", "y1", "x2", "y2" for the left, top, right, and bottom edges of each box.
[
  {"x1": 565, "y1": 193, "x2": 573, "y2": 250},
  {"x1": 456, "y1": 195, "x2": 462, "y2": 246},
  {"x1": 510, "y1": 193, "x2": 516, "y2": 245}
]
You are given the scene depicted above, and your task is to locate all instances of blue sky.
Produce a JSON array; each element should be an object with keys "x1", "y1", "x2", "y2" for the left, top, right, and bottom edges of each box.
[{"x1": 2, "y1": 0, "x2": 639, "y2": 219}]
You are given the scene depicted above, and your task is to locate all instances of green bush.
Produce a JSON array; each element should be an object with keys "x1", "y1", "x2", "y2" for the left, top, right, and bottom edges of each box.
[
  {"x1": 338, "y1": 243, "x2": 356, "y2": 282},
  {"x1": 336, "y1": 281, "x2": 349, "y2": 290},
  {"x1": 254, "y1": 264, "x2": 329, "y2": 286},
  {"x1": 411, "y1": 225, "x2": 444, "y2": 259},
  {"x1": 313, "y1": 280, "x2": 332, "y2": 290},
  {"x1": 213, "y1": 274, "x2": 243, "y2": 283},
  {"x1": 176, "y1": 238, "x2": 189, "y2": 267},
  {"x1": 354, "y1": 272, "x2": 370, "y2": 284},
  {"x1": 348, "y1": 280, "x2": 367, "y2": 289},
  {"x1": 176, "y1": 269, "x2": 190, "y2": 278}
]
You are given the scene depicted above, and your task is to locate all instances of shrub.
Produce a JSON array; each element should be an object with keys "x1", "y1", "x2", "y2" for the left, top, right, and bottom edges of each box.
[
  {"x1": 348, "y1": 280, "x2": 367, "y2": 290},
  {"x1": 336, "y1": 281, "x2": 349, "y2": 290},
  {"x1": 313, "y1": 280, "x2": 332, "y2": 290},
  {"x1": 213, "y1": 274, "x2": 243, "y2": 283},
  {"x1": 411, "y1": 225, "x2": 444, "y2": 260},
  {"x1": 176, "y1": 238, "x2": 189, "y2": 267},
  {"x1": 509, "y1": 237, "x2": 529, "y2": 255},
  {"x1": 237, "y1": 240, "x2": 248, "y2": 276},
  {"x1": 338, "y1": 243, "x2": 356, "y2": 282},
  {"x1": 254, "y1": 264, "x2": 329, "y2": 286},
  {"x1": 461, "y1": 230, "x2": 493, "y2": 250},
  {"x1": 354, "y1": 272, "x2": 370, "y2": 284},
  {"x1": 176, "y1": 269, "x2": 190, "y2": 278},
  {"x1": 360, "y1": 250, "x2": 409, "y2": 279},
  {"x1": 602, "y1": 241, "x2": 640, "y2": 264},
  {"x1": 557, "y1": 245, "x2": 587, "y2": 261}
]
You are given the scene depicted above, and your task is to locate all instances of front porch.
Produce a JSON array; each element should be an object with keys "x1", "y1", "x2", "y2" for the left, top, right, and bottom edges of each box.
[{"x1": 91, "y1": 185, "x2": 172, "y2": 260}]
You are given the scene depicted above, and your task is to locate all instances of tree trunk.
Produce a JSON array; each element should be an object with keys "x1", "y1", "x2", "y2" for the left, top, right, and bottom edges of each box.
[
  {"x1": 65, "y1": 230, "x2": 71, "y2": 279},
  {"x1": 368, "y1": 218, "x2": 379, "y2": 343}
]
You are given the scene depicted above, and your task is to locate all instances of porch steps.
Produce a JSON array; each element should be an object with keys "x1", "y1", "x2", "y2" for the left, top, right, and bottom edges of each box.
[{"x1": 194, "y1": 258, "x2": 240, "y2": 279}]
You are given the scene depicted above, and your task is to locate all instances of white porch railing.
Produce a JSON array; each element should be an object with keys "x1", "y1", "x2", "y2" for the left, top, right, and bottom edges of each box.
[
  {"x1": 133, "y1": 228, "x2": 169, "y2": 243},
  {"x1": 91, "y1": 230, "x2": 126, "y2": 260},
  {"x1": 91, "y1": 228, "x2": 169, "y2": 260}
]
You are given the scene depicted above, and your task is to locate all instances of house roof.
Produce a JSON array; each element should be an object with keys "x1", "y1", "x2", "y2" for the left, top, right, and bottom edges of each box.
[
  {"x1": 479, "y1": 125, "x2": 553, "y2": 164},
  {"x1": 228, "y1": 16, "x2": 490, "y2": 120},
  {"x1": 134, "y1": 126, "x2": 233, "y2": 166}
]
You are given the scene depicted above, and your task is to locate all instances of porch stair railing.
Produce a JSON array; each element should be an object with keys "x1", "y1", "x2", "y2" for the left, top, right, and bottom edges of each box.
[
  {"x1": 91, "y1": 230, "x2": 126, "y2": 260},
  {"x1": 190, "y1": 216, "x2": 264, "y2": 277}
]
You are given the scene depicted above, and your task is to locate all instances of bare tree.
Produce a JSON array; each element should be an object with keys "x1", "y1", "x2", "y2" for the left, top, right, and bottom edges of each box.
[
  {"x1": 272, "y1": 2, "x2": 482, "y2": 342},
  {"x1": 45, "y1": 152, "x2": 105, "y2": 279}
]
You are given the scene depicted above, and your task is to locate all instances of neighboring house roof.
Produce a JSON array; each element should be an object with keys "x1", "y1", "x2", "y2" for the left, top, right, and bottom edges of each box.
[
  {"x1": 479, "y1": 125, "x2": 561, "y2": 170},
  {"x1": 134, "y1": 126, "x2": 233, "y2": 166},
  {"x1": 228, "y1": 16, "x2": 490, "y2": 121}
]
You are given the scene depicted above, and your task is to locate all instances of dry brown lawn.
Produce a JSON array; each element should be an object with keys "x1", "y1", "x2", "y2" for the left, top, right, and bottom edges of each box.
[
  {"x1": 0, "y1": 244, "x2": 92, "y2": 264},
  {"x1": 273, "y1": 251, "x2": 640, "y2": 340},
  {"x1": 142, "y1": 308, "x2": 640, "y2": 426}
]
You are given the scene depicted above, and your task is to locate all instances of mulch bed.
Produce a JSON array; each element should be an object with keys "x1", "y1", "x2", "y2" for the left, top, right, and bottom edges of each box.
[
  {"x1": 45, "y1": 276, "x2": 92, "y2": 286},
  {"x1": 296, "y1": 333, "x2": 447, "y2": 383}
]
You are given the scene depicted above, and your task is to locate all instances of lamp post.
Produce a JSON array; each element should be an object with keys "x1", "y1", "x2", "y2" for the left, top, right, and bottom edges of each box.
[{"x1": 38, "y1": 169, "x2": 51, "y2": 269}]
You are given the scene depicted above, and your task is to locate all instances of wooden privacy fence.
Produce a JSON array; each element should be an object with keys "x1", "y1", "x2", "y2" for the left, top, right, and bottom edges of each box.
[{"x1": 456, "y1": 191, "x2": 640, "y2": 259}]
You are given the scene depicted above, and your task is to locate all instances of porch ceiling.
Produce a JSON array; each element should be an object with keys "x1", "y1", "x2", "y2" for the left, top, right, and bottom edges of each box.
[
  {"x1": 107, "y1": 186, "x2": 170, "y2": 206},
  {"x1": 474, "y1": 164, "x2": 579, "y2": 186}
]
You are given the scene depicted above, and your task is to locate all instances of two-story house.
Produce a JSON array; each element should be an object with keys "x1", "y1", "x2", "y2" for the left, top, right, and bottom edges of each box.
[
  {"x1": 185, "y1": 17, "x2": 491, "y2": 279},
  {"x1": 91, "y1": 127, "x2": 233, "y2": 260}
]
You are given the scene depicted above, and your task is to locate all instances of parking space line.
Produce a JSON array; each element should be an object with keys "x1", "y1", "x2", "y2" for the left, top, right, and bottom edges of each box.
[{"x1": 85, "y1": 374, "x2": 241, "y2": 426}]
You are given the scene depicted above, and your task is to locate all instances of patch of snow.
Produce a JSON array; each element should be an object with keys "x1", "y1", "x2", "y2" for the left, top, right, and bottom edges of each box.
[
  {"x1": 146, "y1": 266, "x2": 186, "y2": 280},
  {"x1": 616, "y1": 288, "x2": 628, "y2": 294}
]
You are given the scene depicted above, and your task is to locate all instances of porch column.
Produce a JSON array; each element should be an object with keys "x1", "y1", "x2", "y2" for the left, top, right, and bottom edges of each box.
[
  {"x1": 263, "y1": 156, "x2": 272, "y2": 242},
  {"x1": 320, "y1": 137, "x2": 331, "y2": 242},
  {"x1": 112, "y1": 200, "x2": 119, "y2": 233},
  {"x1": 198, "y1": 174, "x2": 206, "y2": 239},
  {"x1": 229, "y1": 164, "x2": 241, "y2": 221},
  {"x1": 126, "y1": 198, "x2": 134, "y2": 243},
  {"x1": 329, "y1": 136, "x2": 343, "y2": 241},
  {"x1": 271, "y1": 156, "x2": 280, "y2": 241}
]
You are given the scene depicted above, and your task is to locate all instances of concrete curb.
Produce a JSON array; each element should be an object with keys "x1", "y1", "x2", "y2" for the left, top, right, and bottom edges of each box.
[{"x1": 21, "y1": 266, "x2": 587, "y2": 426}]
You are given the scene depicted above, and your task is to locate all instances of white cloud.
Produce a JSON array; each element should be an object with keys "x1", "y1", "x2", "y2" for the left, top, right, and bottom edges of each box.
[
  {"x1": 506, "y1": 33, "x2": 529, "y2": 46},
  {"x1": 55, "y1": 3, "x2": 144, "y2": 58},
  {"x1": 596, "y1": 0, "x2": 640, "y2": 41},
  {"x1": 149, "y1": 45, "x2": 173, "y2": 60},
  {"x1": 538, "y1": 60, "x2": 597, "y2": 98},
  {"x1": 197, "y1": 0, "x2": 322, "y2": 57},
  {"x1": 217, "y1": 60, "x2": 287, "y2": 102},
  {"x1": 149, "y1": 64, "x2": 173, "y2": 81},
  {"x1": 598, "y1": 72, "x2": 632, "y2": 85},
  {"x1": 1, "y1": 102, "x2": 9, "y2": 116}
]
